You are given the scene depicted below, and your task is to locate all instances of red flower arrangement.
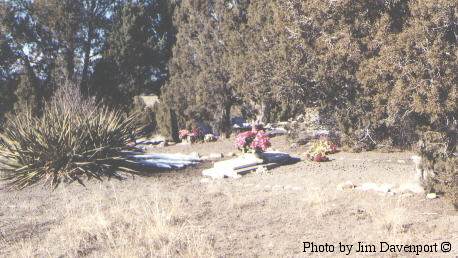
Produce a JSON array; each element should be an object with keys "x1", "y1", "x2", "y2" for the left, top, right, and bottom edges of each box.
[
  {"x1": 306, "y1": 137, "x2": 338, "y2": 162},
  {"x1": 235, "y1": 126, "x2": 271, "y2": 153}
]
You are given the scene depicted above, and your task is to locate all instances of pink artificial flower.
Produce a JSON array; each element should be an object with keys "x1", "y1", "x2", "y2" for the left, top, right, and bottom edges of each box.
[
  {"x1": 235, "y1": 128, "x2": 270, "y2": 152},
  {"x1": 235, "y1": 130, "x2": 256, "y2": 150},
  {"x1": 250, "y1": 131, "x2": 271, "y2": 151},
  {"x1": 179, "y1": 129, "x2": 190, "y2": 139}
]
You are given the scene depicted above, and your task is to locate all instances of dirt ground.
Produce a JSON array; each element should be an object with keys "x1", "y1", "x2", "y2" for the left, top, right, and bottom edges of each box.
[{"x1": 0, "y1": 136, "x2": 457, "y2": 257}]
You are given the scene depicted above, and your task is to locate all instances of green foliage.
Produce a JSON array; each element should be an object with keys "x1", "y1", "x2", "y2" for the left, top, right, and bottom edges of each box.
[
  {"x1": 277, "y1": 0, "x2": 457, "y2": 149},
  {"x1": 0, "y1": 84, "x2": 142, "y2": 189},
  {"x1": 92, "y1": 0, "x2": 174, "y2": 106},
  {"x1": 232, "y1": 1, "x2": 307, "y2": 123},
  {"x1": 1, "y1": 0, "x2": 59, "y2": 82},
  {"x1": 34, "y1": 0, "x2": 83, "y2": 80},
  {"x1": 356, "y1": 0, "x2": 458, "y2": 146},
  {"x1": 1, "y1": 0, "x2": 174, "y2": 109},
  {"x1": 0, "y1": 36, "x2": 17, "y2": 125},
  {"x1": 163, "y1": 0, "x2": 248, "y2": 135}
]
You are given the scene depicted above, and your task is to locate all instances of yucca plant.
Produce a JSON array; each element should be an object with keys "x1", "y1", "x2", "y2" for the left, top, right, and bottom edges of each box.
[{"x1": 0, "y1": 84, "x2": 143, "y2": 189}]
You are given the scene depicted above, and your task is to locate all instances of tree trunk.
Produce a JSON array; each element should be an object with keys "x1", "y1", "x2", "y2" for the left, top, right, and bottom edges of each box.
[
  {"x1": 64, "y1": 46, "x2": 75, "y2": 82},
  {"x1": 23, "y1": 58, "x2": 43, "y2": 115},
  {"x1": 220, "y1": 102, "x2": 232, "y2": 138},
  {"x1": 81, "y1": 24, "x2": 94, "y2": 95},
  {"x1": 257, "y1": 100, "x2": 270, "y2": 124}
]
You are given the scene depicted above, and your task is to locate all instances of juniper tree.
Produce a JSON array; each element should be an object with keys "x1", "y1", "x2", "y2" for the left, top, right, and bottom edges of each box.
[
  {"x1": 357, "y1": 0, "x2": 457, "y2": 144},
  {"x1": 91, "y1": 0, "x2": 174, "y2": 107},
  {"x1": 1, "y1": 0, "x2": 85, "y2": 111},
  {"x1": 231, "y1": 0, "x2": 307, "y2": 123},
  {"x1": 1, "y1": 0, "x2": 56, "y2": 111},
  {"x1": 33, "y1": 0, "x2": 83, "y2": 81},
  {"x1": 163, "y1": 0, "x2": 248, "y2": 136},
  {"x1": 80, "y1": 0, "x2": 117, "y2": 94}
]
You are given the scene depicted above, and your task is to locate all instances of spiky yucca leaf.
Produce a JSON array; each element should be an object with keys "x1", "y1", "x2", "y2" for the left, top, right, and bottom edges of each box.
[{"x1": 0, "y1": 85, "x2": 143, "y2": 189}]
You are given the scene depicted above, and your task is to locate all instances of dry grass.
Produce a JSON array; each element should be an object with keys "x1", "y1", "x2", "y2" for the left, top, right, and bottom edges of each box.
[
  {"x1": 375, "y1": 206, "x2": 411, "y2": 234},
  {"x1": 1, "y1": 139, "x2": 457, "y2": 257},
  {"x1": 3, "y1": 183, "x2": 215, "y2": 258}
]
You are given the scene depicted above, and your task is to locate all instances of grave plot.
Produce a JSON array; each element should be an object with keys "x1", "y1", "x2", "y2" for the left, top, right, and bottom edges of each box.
[{"x1": 202, "y1": 151, "x2": 300, "y2": 179}]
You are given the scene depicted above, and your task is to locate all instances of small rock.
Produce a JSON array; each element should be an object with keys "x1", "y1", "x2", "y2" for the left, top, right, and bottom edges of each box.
[
  {"x1": 212, "y1": 153, "x2": 224, "y2": 158},
  {"x1": 426, "y1": 193, "x2": 437, "y2": 199},
  {"x1": 397, "y1": 159, "x2": 406, "y2": 164},
  {"x1": 337, "y1": 181, "x2": 356, "y2": 190}
]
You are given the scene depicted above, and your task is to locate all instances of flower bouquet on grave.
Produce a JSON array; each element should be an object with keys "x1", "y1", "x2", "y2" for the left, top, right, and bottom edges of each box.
[
  {"x1": 179, "y1": 129, "x2": 190, "y2": 141},
  {"x1": 306, "y1": 137, "x2": 338, "y2": 162},
  {"x1": 179, "y1": 128, "x2": 204, "y2": 143},
  {"x1": 235, "y1": 125, "x2": 271, "y2": 154}
]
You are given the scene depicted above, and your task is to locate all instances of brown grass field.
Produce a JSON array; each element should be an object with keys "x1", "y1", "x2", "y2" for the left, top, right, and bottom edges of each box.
[{"x1": 1, "y1": 136, "x2": 457, "y2": 257}]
